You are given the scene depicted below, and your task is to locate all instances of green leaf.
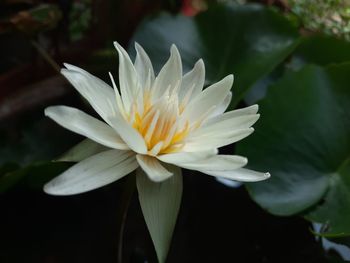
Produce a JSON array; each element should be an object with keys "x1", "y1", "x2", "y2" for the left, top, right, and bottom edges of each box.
[
  {"x1": 130, "y1": 3, "x2": 299, "y2": 107},
  {"x1": 136, "y1": 166, "x2": 183, "y2": 263},
  {"x1": 306, "y1": 159, "x2": 350, "y2": 236},
  {"x1": 56, "y1": 139, "x2": 109, "y2": 162},
  {"x1": 0, "y1": 162, "x2": 20, "y2": 176},
  {"x1": 290, "y1": 36, "x2": 350, "y2": 70},
  {"x1": 0, "y1": 161, "x2": 72, "y2": 193},
  {"x1": 0, "y1": 116, "x2": 77, "y2": 167},
  {"x1": 247, "y1": 35, "x2": 350, "y2": 113},
  {"x1": 237, "y1": 64, "x2": 350, "y2": 222}
]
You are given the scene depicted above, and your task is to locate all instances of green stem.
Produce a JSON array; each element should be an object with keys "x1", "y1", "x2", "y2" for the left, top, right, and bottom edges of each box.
[
  {"x1": 117, "y1": 173, "x2": 136, "y2": 263},
  {"x1": 30, "y1": 39, "x2": 61, "y2": 73}
]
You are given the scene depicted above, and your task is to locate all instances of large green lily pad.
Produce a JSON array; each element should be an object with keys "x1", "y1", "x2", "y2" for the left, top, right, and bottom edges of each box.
[
  {"x1": 290, "y1": 36, "x2": 350, "y2": 70},
  {"x1": 306, "y1": 125, "x2": 350, "y2": 235},
  {"x1": 130, "y1": 3, "x2": 299, "y2": 107},
  {"x1": 246, "y1": 35, "x2": 350, "y2": 105},
  {"x1": 237, "y1": 64, "x2": 350, "y2": 237}
]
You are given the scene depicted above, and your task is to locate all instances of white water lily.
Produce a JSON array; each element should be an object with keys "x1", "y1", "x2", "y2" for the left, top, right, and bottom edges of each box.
[{"x1": 44, "y1": 42, "x2": 270, "y2": 262}]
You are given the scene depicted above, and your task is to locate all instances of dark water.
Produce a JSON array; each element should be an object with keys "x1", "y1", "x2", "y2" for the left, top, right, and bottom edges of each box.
[{"x1": 0, "y1": 170, "x2": 337, "y2": 263}]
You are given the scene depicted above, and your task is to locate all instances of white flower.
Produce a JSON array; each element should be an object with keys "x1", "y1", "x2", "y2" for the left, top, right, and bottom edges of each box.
[{"x1": 44, "y1": 42, "x2": 270, "y2": 262}]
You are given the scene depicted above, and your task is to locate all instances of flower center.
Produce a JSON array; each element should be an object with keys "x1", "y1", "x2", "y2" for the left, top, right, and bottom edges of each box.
[{"x1": 129, "y1": 90, "x2": 190, "y2": 156}]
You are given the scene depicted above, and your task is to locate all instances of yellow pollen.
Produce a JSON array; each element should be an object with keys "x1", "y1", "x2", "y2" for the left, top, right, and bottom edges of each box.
[{"x1": 130, "y1": 93, "x2": 190, "y2": 155}]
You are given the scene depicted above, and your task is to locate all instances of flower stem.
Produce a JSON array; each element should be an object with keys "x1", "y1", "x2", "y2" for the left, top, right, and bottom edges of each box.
[
  {"x1": 30, "y1": 39, "x2": 61, "y2": 73},
  {"x1": 117, "y1": 173, "x2": 136, "y2": 263}
]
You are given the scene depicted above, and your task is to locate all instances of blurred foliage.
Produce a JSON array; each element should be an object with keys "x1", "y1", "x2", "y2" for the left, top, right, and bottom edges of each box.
[
  {"x1": 0, "y1": 4, "x2": 62, "y2": 35},
  {"x1": 69, "y1": 0, "x2": 92, "y2": 41},
  {"x1": 0, "y1": 161, "x2": 72, "y2": 192},
  {"x1": 0, "y1": 115, "x2": 78, "y2": 193},
  {"x1": 131, "y1": 3, "x2": 299, "y2": 107},
  {"x1": 288, "y1": 0, "x2": 350, "y2": 41}
]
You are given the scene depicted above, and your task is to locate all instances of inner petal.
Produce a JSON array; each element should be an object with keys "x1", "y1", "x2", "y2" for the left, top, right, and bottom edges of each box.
[{"x1": 130, "y1": 92, "x2": 190, "y2": 155}]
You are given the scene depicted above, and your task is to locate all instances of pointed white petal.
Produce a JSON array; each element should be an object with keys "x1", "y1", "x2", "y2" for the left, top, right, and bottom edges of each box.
[
  {"x1": 45, "y1": 106, "x2": 128, "y2": 150},
  {"x1": 114, "y1": 42, "x2": 139, "y2": 111},
  {"x1": 61, "y1": 65, "x2": 118, "y2": 124},
  {"x1": 208, "y1": 91, "x2": 232, "y2": 118},
  {"x1": 44, "y1": 150, "x2": 138, "y2": 195},
  {"x1": 205, "y1": 104, "x2": 259, "y2": 126},
  {"x1": 200, "y1": 168, "x2": 270, "y2": 182},
  {"x1": 191, "y1": 114, "x2": 260, "y2": 138},
  {"x1": 183, "y1": 128, "x2": 254, "y2": 151},
  {"x1": 136, "y1": 155, "x2": 173, "y2": 182},
  {"x1": 153, "y1": 45, "x2": 182, "y2": 98},
  {"x1": 134, "y1": 42, "x2": 155, "y2": 87},
  {"x1": 178, "y1": 155, "x2": 247, "y2": 171},
  {"x1": 106, "y1": 115, "x2": 147, "y2": 154},
  {"x1": 56, "y1": 139, "x2": 110, "y2": 162},
  {"x1": 108, "y1": 72, "x2": 127, "y2": 117},
  {"x1": 178, "y1": 59, "x2": 205, "y2": 102},
  {"x1": 183, "y1": 75, "x2": 233, "y2": 123},
  {"x1": 136, "y1": 165, "x2": 182, "y2": 263},
  {"x1": 157, "y1": 149, "x2": 218, "y2": 164}
]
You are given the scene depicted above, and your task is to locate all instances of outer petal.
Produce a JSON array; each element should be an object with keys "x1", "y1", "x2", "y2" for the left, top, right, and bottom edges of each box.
[
  {"x1": 153, "y1": 45, "x2": 182, "y2": 99},
  {"x1": 106, "y1": 115, "x2": 147, "y2": 154},
  {"x1": 44, "y1": 150, "x2": 138, "y2": 195},
  {"x1": 114, "y1": 42, "x2": 139, "y2": 111},
  {"x1": 183, "y1": 128, "x2": 254, "y2": 151},
  {"x1": 157, "y1": 149, "x2": 217, "y2": 164},
  {"x1": 45, "y1": 106, "x2": 128, "y2": 150},
  {"x1": 177, "y1": 155, "x2": 247, "y2": 171},
  {"x1": 182, "y1": 75, "x2": 233, "y2": 123},
  {"x1": 134, "y1": 42, "x2": 155, "y2": 87},
  {"x1": 199, "y1": 168, "x2": 270, "y2": 182},
  {"x1": 178, "y1": 59, "x2": 205, "y2": 102},
  {"x1": 208, "y1": 91, "x2": 232, "y2": 118},
  {"x1": 61, "y1": 65, "x2": 118, "y2": 125},
  {"x1": 136, "y1": 155, "x2": 173, "y2": 182},
  {"x1": 205, "y1": 104, "x2": 259, "y2": 126},
  {"x1": 56, "y1": 139, "x2": 110, "y2": 162},
  {"x1": 136, "y1": 165, "x2": 182, "y2": 263},
  {"x1": 190, "y1": 114, "x2": 260, "y2": 138}
]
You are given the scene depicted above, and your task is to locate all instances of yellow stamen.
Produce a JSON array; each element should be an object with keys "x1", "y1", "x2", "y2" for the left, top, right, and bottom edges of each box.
[{"x1": 129, "y1": 90, "x2": 191, "y2": 155}]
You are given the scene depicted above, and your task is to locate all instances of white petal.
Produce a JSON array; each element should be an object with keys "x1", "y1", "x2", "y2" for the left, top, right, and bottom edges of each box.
[
  {"x1": 134, "y1": 42, "x2": 155, "y2": 87},
  {"x1": 136, "y1": 165, "x2": 182, "y2": 263},
  {"x1": 136, "y1": 155, "x2": 173, "y2": 182},
  {"x1": 183, "y1": 128, "x2": 254, "y2": 151},
  {"x1": 199, "y1": 168, "x2": 270, "y2": 182},
  {"x1": 45, "y1": 106, "x2": 128, "y2": 150},
  {"x1": 153, "y1": 45, "x2": 182, "y2": 99},
  {"x1": 208, "y1": 91, "x2": 232, "y2": 118},
  {"x1": 114, "y1": 42, "x2": 139, "y2": 111},
  {"x1": 61, "y1": 65, "x2": 118, "y2": 124},
  {"x1": 205, "y1": 104, "x2": 259, "y2": 126},
  {"x1": 183, "y1": 75, "x2": 233, "y2": 123},
  {"x1": 106, "y1": 115, "x2": 147, "y2": 154},
  {"x1": 157, "y1": 149, "x2": 218, "y2": 164},
  {"x1": 44, "y1": 150, "x2": 138, "y2": 195},
  {"x1": 191, "y1": 114, "x2": 260, "y2": 138},
  {"x1": 177, "y1": 155, "x2": 247, "y2": 171},
  {"x1": 108, "y1": 72, "x2": 127, "y2": 117},
  {"x1": 149, "y1": 141, "x2": 164, "y2": 156},
  {"x1": 56, "y1": 139, "x2": 110, "y2": 162},
  {"x1": 178, "y1": 59, "x2": 205, "y2": 102}
]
